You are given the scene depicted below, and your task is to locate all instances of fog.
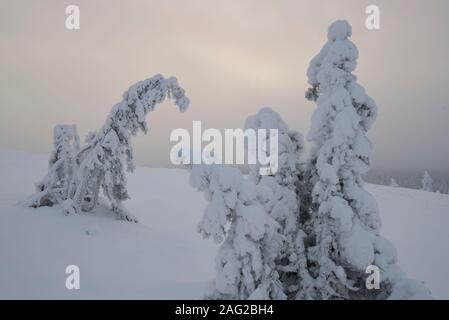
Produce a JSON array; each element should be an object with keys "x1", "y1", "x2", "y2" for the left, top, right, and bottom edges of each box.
[{"x1": 1, "y1": 0, "x2": 448, "y2": 173}]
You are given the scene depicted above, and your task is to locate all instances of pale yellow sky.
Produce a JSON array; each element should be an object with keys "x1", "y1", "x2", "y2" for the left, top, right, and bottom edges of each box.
[{"x1": 1, "y1": 0, "x2": 448, "y2": 171}]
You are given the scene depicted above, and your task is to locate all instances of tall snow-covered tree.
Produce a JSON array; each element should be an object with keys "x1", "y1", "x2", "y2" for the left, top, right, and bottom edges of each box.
[
  {"x1": 421, "y1": 171, "x2": 434, "y2": 192},
  {"x1": 390, "y1": 178, "x2": 399, "y2": 188},
  {"x1": 190, "y1": 164, "x2": 285, "y2": 299},
  {"x1": 22, "y1": 124, "x2": 80, "y2": 208},
  {"x1": 244, "y1": 107, "x2": 313, "y2": 299},
  {"x1": 25, "y1": 74, "x2": 189, "y2": 222},
  {"x1": 304, "y1": 20, "x2": 431, "y2": 299}
]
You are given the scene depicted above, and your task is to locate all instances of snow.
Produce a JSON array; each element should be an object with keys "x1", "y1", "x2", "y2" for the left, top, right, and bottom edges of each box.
[
  {"x1": 369, "y1": 183, "x2": 449, "y2": 299},
  {"x1": 0, "y1": 148, "x2": 448, "y2": 299},
  {"x1": 0, "y1": 148, "x2": 215, "y2": 299}
]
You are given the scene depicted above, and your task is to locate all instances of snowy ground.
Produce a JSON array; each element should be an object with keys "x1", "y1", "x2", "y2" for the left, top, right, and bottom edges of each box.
[{"x1": 0, "y1": 148, "x2": 448, "y2": 299}]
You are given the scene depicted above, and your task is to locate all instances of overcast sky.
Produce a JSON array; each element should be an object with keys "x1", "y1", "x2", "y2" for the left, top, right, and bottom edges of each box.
[{"x1": 1, "y1": 0, "x2": 448, "y2": 172}]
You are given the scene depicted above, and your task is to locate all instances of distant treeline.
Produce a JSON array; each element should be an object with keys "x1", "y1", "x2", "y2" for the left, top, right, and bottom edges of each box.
[{"x1": 366, "y1": 168, "x2": 449, "y2": 194}]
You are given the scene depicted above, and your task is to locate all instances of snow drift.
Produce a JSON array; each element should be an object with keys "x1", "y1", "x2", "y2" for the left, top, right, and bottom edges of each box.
[{"x1": 0, "y1": 148, "x2": 448, "y2": 299}]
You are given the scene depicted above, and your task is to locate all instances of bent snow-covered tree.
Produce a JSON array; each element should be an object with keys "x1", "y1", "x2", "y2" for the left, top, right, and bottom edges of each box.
[
  {"x1": 25, "y1": 74, "x2": 189, "y2": 222},
  {"x1": 190, "y1": 164, "x2": 285, "y2": 299},
  {"x1": 244, "y1": 107, "x2": 314, "y2": 299},
  {"x1": 304, "y1": 20, "x2": 431, "y2": 299}
]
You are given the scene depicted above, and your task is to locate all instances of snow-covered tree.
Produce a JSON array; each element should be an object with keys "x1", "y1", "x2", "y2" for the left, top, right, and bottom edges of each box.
[
  {"x1": 26, "y1": 74, "x2": 189, "y2": 222},
  {"x1": 421, "y1": 171, "x2": 434, "y2": 192},
  {"x1": 22, "y1": 124, "x2": 80, "y2": 208},
  {"x1": 390, "y1": 178, "x2": 399, "y2": 188},
  {"x1": 190, "y1": 164, "x2": 285, "y2": 299},
  {"x1": 244, "y1": 107, "x2": 314, "y2": 299},
  {"x1": 304, "y1": 20, "x2": 431, "y2": 299}
]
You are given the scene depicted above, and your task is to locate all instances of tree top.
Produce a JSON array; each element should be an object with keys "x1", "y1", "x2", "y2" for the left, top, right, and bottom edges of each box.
[{"x1": 328, "y1": 20, "x2": 352, "y2": 41}]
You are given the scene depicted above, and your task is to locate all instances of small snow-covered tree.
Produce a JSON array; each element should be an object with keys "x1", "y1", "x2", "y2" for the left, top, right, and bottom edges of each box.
[
  {"x1": 22, "y1": 124, "x2": 80, "y2": 208},
  {"x1": 304, "y1": 20, "x2": 431, "y2": 299},
  {"x1": 190, "y1": 164, "x2": 285, "y2": 299},
  {"x1": 421, "y1": 171, "x2": 434, "y2": 192},
  {"x1": 25, "y1": 74, "x2": 189, "y2": 222},
  {"x1": 390, "y1": 178, "x2": 399, "y2": 188},
  {"x1": 244, "y1": 107, "x2": 313, "y2": 299}
]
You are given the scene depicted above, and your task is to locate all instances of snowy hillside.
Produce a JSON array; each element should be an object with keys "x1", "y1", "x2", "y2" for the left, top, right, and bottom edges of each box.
[{"x1": 0, "y1": 148, "x2": 448, "y2": 299}]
